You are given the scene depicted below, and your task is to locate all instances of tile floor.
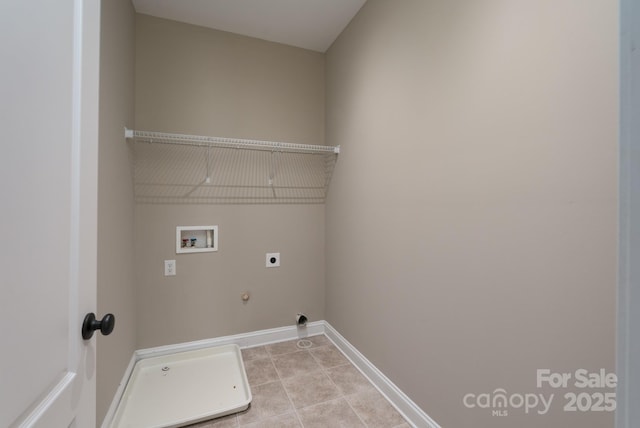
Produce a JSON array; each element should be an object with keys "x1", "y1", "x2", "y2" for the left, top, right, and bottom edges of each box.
[{"x1": 186, "y1": 335, "x2": 410, "y2": 428}]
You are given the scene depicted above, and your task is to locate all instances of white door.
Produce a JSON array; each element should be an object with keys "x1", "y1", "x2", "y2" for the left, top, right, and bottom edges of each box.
[{"x1": 0, "y1": 0, "x2": 100, "y2": 427}]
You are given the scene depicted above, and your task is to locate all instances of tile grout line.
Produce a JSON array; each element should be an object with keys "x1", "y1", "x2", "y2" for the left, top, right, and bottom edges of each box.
[
  {"x1": 283, "y1": 341, "x2": 334, "y2": 428},
  {"x1": 268, "y1": 344, "x2": 307, "y2": 428},
  {"x1": 323, "y1": 340, "x2": 372, "y2": 428},
  {"x1": 324, "y1": 334, "x2": 411, "y2": 428},
  {"x1": 310, "y1": 339, "x2": 371, "y2": 428},
  {"x1": 238, "y1": 347, "x2": 293, "y2": 427},
  {"x1": 302, "y1": 336, "x2": 355, "y2": 427},
  {"x1": 322, "y1": 334, "x2": 411, "y2": 428},
  {"x1": 271, "y1": 337, "x2": 352, "y2": 428}
]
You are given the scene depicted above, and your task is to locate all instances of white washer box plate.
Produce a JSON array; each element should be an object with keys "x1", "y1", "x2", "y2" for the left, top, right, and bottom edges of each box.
[{"x1": 111, "y1": 344, "x2": 252, "y2": 428}]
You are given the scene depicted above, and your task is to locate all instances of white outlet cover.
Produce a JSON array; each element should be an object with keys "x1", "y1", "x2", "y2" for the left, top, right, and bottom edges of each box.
[
  {"x1": 266, "y1": 253, "x2": 280, "y2": 268},
  {"x1": 164, "y1": 259, "x2": 176, "y2": 276}
]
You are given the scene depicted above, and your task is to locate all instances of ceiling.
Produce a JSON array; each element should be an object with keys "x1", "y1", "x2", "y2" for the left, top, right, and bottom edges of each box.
[{"x1": 132, "y1": 0, "x2": 367, "y2": 52}]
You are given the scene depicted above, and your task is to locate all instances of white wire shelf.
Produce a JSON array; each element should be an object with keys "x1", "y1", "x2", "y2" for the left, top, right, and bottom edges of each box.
[
  {"x1": 125, "y1": 129, "x2": 339, "y2": 154},
  {"x1": 125, "y1": 128, "x2": 340, "y2": 205}
]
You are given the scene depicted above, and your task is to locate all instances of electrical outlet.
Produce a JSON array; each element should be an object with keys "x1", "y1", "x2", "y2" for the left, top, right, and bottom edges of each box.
[
  {"x1": 266, "y1": 252, "x2": 280, "y2": 268},
  {"x1": 164, "y1": 260, "x2": 176, "y2": 276}
]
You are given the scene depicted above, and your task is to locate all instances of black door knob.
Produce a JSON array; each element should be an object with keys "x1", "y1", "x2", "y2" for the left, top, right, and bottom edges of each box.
[{"x1": 82, "y1": 313, "x2": 115, "y2": 340}]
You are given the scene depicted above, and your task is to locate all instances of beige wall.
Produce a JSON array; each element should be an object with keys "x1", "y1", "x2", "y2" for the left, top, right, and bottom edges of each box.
[
  {"x1": 325, "y1": 1, "x2": 618, "y2": 427},
  {"x1": 134, "y1": 204, "x2": 325, "y2": 348},
  {"x1": 134, "y1": 14, "x2": 324, "y2": 145},
  {"x1": 134, "y1": 15, "x2": 326, "y2": 349},
  {"x1": 97, "y1": 0, "x2": 136, "y2": 423}
]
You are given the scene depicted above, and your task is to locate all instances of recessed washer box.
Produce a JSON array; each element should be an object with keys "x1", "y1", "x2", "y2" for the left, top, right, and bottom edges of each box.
[{"x1": 176, "y1": 225, "x2": 218, "y2": 254}]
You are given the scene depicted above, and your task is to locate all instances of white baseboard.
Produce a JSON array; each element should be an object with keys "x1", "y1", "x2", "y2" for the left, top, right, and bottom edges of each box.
[
  {"x1": 134, "y1": 321, "x2": 325, "y2": 360},
  {"x1": 323, "y1": 322, "x2": 440, "y2": 428},
  {"x1": 101, "y1": 320, "x2": 439, "y2": 428}
]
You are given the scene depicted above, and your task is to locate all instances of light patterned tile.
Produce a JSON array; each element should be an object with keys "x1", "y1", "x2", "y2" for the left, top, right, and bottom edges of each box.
[
  {"x1": 272, "y1": 350, "x2": 321, "y2": 379},
  {"x1": 281, "y1": 371, "x2": 341, "y2": 409},
  {"x1": 309, "y1": 344, "x2": 348, "y2": 368},
  {"x1": 297, "y1": 398, "x2": 365, "y2": 428},
  {"x1": 238, "y1": 412, "x2": 301, "y2": 427},
  {"x1": 306, "y1": 334, "x2": 331, "y2": 348},
  {"x1": 326, "y1": 363, "x2": 377, "y2": 396},
  {"x1": 244, "y1": 357, "x2": 279, "y2": 386},
  {"x1": 265, "y1": 340, "x2": 300, "y2": 356},
  {"x1": 242, "y1": 346, "x2": 269, "y2": 361},
  {"x1": 346, "y1": 389, "x2": 407, "y2": 428},
  {"x1": 236, "y1": 381, "x2": 293, "y2": 425}
]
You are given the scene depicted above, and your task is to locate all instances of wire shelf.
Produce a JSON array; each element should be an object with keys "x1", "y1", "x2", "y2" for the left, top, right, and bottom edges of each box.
[{"x1": 126, "y1": 129, "x2": 339, "y2": 205}]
